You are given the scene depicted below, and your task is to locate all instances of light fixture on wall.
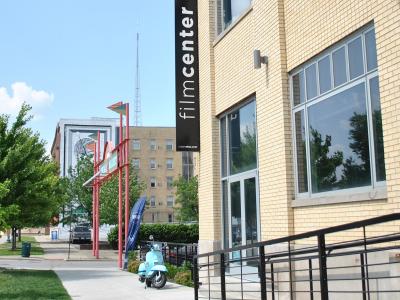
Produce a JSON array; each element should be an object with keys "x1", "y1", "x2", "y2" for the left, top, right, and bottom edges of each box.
[{"x1": 254, "y1": 49, "x2": 268, "y2": 69}]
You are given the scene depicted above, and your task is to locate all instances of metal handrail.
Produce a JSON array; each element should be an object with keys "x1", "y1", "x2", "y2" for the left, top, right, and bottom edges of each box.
[{"x1": 195, "y1": 213, "x2": 400, "y2": 258}]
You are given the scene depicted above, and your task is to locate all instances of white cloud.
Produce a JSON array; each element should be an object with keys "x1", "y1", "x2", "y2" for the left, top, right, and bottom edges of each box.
[{"x1": 0, "y1": 82, "x2": 54, "y2": 118}]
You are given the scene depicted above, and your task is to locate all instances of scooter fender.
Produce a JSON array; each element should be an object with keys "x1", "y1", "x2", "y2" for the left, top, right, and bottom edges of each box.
[
  {"x1": 138, "y1": 262, "x2": 147, "y2": 275},
  {"x1": 150, "y1": 265, "x2": 168, "y2": 273}
]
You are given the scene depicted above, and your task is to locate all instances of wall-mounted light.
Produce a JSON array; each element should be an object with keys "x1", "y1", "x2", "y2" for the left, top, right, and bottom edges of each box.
[{"x1": 254, "y1": 49, "x2": 268, "y2": 69}]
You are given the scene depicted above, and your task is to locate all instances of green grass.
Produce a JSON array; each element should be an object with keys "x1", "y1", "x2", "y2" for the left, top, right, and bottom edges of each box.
[
  {"x1": 0, "y1": 269, "x2": 71, "y2": 300},
  {"x1": 0, "y1": 236, "x2": 44, "y2": 256}
]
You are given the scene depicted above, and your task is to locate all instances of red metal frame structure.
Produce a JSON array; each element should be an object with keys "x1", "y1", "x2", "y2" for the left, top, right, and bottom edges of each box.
[{"x1": 88, "y1": 101, "x2": 130, "y2": 268}]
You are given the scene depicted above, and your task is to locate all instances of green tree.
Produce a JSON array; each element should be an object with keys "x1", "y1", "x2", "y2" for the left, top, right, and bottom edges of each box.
[
  {"x1": 65, "y1": 154, "x2": 145, "y2": 226},
  {"x1": 0, "y1": 104, "x2": 67, "y2": 249},
  {"x1": 173, "y1": 176, "x2": 198, "y2": 222},
  {"x1": 100, "y1": 166, "x2": 145, "y2": 225}
]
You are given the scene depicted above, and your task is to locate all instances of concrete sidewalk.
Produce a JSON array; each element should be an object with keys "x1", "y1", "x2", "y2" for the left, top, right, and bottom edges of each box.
[
  {"x1": 36, "y1": 235, "x2": 119, "y2": 261},
  {"x1": 0, "y1": 235, "x2": 195, "y2": 300}
]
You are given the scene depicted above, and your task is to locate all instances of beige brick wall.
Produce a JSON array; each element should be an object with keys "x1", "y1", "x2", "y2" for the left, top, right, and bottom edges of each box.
[
  {"x1": 198, "y1": 0, "x2": 222, "y2": 244},
  {"x1": 284, "y1": 0, "x2": 400, "y2": 235},
  {"x1": 198, "y1": 0, "x2": 400, "y2": 248}
]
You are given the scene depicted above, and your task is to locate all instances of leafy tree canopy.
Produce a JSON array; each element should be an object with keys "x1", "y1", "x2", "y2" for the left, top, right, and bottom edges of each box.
[{"x1": 174, "y1": 176, "x2": 198, "y2": 222}]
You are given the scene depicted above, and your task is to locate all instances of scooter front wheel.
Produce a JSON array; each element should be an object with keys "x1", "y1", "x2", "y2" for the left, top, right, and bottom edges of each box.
[{"x1": 152, "y1": 271, "x2": 167, "y2": 289}]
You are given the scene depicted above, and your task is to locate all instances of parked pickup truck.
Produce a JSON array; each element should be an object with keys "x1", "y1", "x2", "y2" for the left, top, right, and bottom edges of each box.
[{"x1": 71, "y1": 225, "x2": 91, "y2": 244}]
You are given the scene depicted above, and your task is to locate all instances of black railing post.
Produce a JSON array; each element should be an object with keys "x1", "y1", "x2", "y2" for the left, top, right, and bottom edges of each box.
[
  {"x1": 220, "y1": 253, "x2": 226, "y2": 300},
  {"x1": 271, "y1": 263, "x2": 275, "y2": 300},
  {"x1": 360, "y1": 253, "x2": 367, "y2": 300},
  {"x1": 318, "y1": 234, "x2": 329, "y2": 300},
  {"x1": 185, "y1": 245, "x2": 188, "y2": 263},
  {"x1": 259, "y1": 246, "x2": 267, "y2": 300},
  {"x1": 309, "y1": 259, "x2": 314, "y2": 300},
  {"x1": 193, "y1": 256, "x2": 199, "y2": 300}
]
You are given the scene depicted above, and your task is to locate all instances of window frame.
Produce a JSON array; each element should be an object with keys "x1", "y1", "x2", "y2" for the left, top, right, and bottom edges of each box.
[
  {"x1": 149, "y1": 139, "x2": 157, "y2": 151},
  {"x1": 165, "y1": 139, "x2": 174, "y2": 151},
  {"x1": 132, "y1": 139, "x2": 141, "y2": 151},
  {"x1": 132, "y1": 158, "x2": 140, "y2": 170},
  {"x1": 166, "y1": 158, "x2": 173, "y2": 170},
  {"x1": 215, "y1": 0, "x2": 253, "y2": 37},
  {"x1": 150, "y1": 159, "x2": 157, "y2": 170},
  {"x1": 290, "y1": 25, "x2": 386, "y2": 202},
  {"x1": 167, "y1": 196, "x2": 174, "y2": 207},
  {"x1": 150, "y1": 196, "x2": 156, "y2": 207},
  {"x1": 150, "y1": 177, "x2": 157, "y2": 188}
]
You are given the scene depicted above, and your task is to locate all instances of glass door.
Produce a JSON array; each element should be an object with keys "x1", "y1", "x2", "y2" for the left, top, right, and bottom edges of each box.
[{"x1": 229, "y1": 171, "x2": 259, "y2": 260}]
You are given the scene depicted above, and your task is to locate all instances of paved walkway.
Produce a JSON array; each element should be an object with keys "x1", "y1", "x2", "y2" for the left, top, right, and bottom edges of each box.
[{"x1": 0, "y1": 236, "x2": 194, "y2": 300}]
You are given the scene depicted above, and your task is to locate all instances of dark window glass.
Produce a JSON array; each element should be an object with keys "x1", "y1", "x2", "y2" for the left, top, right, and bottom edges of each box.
[
  {"x1": 292, "y1": 71, "x2": 305, "y2": 106},
  {"x1": 229, "y1": 101, "x2": 257, "y2": 175},
  {"x1": 222, "y1": 180, "x2": 229, "y2": 249},
  {"x1": 221, "y1": 117, "x2": 227, "y2": 177},
  {"x1": 348, "y1": 37, "x2": 365, "y2": 79},
  {"x1": 308, "y1": 82, "x2": 371, "y2": 193},
  {"x1": 365, "y1": 29, "x2": 378, "y2": 71},
  {"x1": 295, "y1": 110, "x2": 308, "y2": 193},
  {"x1": 221, "y1": 0, "x2": 251, "y2": 31},
  {"x1": 245, "y1": 177, "x2": 258, "y2": 257},
  {"x1": 332, "y1": 47, "x2": 347, "y2": 87},
  {"x1": 370, "y1": 76, "x2": 386, "y2": 181},
  {"x1": 305, "y1": 64, "x2": 318, "y2": 100},
  {"x1": 230, "y1": 181, "x2": 241, "y2": 258},
  {"x1": 318, "y1": 56, "x2": 332, "y2": 94}
]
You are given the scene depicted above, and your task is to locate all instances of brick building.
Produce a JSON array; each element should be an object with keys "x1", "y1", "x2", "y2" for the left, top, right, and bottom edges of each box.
[
  {"x1": 129, "y1": 126, "x2": 197, "y2": 223},
  {"x1": 197, "y1": 0, "x2": 400, "y2": 255}
]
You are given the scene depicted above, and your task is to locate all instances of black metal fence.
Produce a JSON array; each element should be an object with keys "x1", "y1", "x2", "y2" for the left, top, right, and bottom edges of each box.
[
  {"x1": 138, "y1": 241, "x2": 198, "y2": 267},
  {"x1": 193, "y1": 213, "x2": 400, "y2": 300}
]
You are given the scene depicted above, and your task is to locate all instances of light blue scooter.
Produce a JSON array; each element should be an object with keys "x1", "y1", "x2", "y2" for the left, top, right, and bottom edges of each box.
[{"x1": 138, "y1": 235, "x2": 168, "y2": 289}]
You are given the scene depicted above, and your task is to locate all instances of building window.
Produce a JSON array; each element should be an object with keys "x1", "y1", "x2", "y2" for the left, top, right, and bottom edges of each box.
[
  {"x1": 217, "y1": 0, "x2": 252, "y2": 35},
  {"x1": 182, "y1": 152, "x2": 194, "y2": 180},
  {"x1": 149, "y1": 139, "x2": 157, "y2": 151},
  {"x1": 150, "y1": 159, "x2": 157, "y2": 170},
  {"x1": 166, "y1": 158, "x2": 173, "y2": 170},
  {"x1": 132, "y1": 139, "x2": 141, "y2": 150},
  {"x1": 168, "y1": 213, "x2": 173, "y2": 223},
  {"x1": 167, "y1": 176, "x2": 174, "y2": 189},
  {"x1": 150, "y1": 196, "x2": 156, "y2": 207},
  {"x1": 132, "y1": 158, "x2": 140, "y2": 170},
  {"x1": 291, "y1": 26, "x2": 385, "y2": 197},
  {"x1": 167, "y1": 196, "x2": 174, "y2": 207},
  {"x1": 166, "y1": 139, "x2": 174, "y2": 151},
  {"x1": 220, "y1": 98, "x2": 259, "y2": 252},
  {"x1": 150, "y1": 177, "x2": 156, "y2": 188}
]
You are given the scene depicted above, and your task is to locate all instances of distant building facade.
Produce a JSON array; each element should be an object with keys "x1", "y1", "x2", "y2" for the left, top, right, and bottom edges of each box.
[
  {"x1": 51, "y1": 118, "x2": 118, "y2": 177},
  {"x1": 52, "y1": 121, "x2": 197, "y2": 225},
  {"x1": 129, "y1": 126, "x2": 197, "y2": 224}
]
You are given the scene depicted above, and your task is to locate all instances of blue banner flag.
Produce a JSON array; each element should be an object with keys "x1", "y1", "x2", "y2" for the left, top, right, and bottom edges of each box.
[{"x1": 124, "y1": 197, "x2": 146, "y2": 269}]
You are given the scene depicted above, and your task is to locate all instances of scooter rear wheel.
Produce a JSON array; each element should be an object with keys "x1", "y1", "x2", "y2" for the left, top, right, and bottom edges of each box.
[{"x1": 152, "y1": 271, "x2": 167, "y2": 289}]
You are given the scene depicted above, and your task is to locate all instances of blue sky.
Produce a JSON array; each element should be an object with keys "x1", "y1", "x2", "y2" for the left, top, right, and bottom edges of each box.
[{"x1": 0, "y1": 0, "x2": 176, "y2": 152}]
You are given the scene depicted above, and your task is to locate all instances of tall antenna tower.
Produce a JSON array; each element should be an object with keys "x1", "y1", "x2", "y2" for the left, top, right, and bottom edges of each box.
[{"x1": 134, "y1": 33, "x2": 142, "y2": 126}]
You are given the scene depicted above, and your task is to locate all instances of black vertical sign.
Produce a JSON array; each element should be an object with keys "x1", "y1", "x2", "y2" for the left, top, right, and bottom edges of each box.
[{"x1": 175, "y1": 0, "x2": 200, "y2": 152}]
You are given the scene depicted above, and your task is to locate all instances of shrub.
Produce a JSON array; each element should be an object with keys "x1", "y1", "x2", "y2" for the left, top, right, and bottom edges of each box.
[
  {"x1": 127, "y1": 260, "x2": 140, "y2": 274},
  {"x1": 107, "y1": 226, "x2": 118, "y2": 250},
  {"x1": 164, "y1": 263, "x2": 179, "y2": 280},
  {"x1": 174, "y1": 270, "x2": 193, "y2": 287},
  {"x1": 107, "y1": 224, "x2": 199, "y2": 250},
  {"x1": 138, "y1": 223, "x2": 198, "y2": 244}
]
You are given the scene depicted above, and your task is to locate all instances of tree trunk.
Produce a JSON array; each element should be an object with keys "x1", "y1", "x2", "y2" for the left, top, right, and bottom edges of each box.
[
  {"x1": 18, "y1": 229, "x2": 21, "y2": 242},
  {"x1": 11, "y1": 227, "x2": 17, "y2": 251}
]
